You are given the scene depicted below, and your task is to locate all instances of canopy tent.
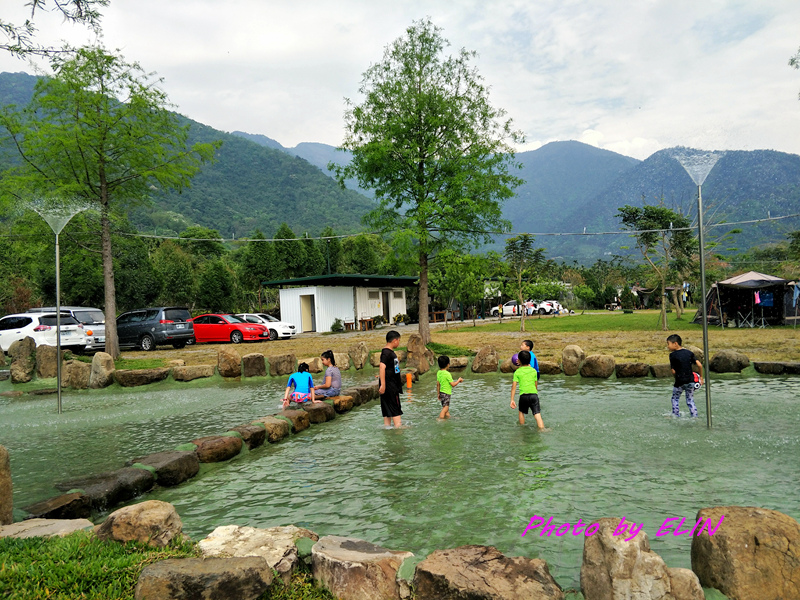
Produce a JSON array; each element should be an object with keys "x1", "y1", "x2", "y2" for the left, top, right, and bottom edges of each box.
[{"x1": 693, "y1": 271, "x2": 797, "y2": 327}]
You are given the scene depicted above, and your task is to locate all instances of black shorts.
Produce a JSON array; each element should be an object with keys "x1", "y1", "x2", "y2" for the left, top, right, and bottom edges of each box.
[
  {"x1": 380, "y1": 391, "x2": 403, "y2": 418},
  {"x1": 519, "y1": 393, "x2": 540, "y2": 415}
]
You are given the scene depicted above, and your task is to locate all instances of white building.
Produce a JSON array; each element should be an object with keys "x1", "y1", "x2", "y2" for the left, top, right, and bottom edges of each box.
[{"x1": 267, "y1": 274, "x2": 417, "y2": 333}]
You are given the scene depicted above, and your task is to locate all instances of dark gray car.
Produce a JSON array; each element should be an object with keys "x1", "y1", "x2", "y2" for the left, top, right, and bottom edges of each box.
[{"x1": 116, "y1": 307, "x2": 194, "y2": 351}]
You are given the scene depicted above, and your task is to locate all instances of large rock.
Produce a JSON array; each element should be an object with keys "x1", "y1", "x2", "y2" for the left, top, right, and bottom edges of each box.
[
  {"x1": 396, "y1": 349, "x2": 407, "y2": 363},
  {"x1": 667, "y1": 568, "x2": 704, "y2": 600},
  {"x1": 251, "y1": 416, "x2": 291, "y2": 443},
  {"x1": 276, "y1": 409, "x2": 310, "y2": 433},
  {"x1": 0, "y1": 445, "x2": 11, "y2": 525},
  {"x1": 334, "y1": 352, "x2": 351, "y2": 371},
  {"x1": 471, "y1": 346, "x2": 499, "y2": 373},
  {"x1": 615, "y1": 362, "x2": 651, "y2": 378},
  {"x1": 580, "y1": 355, "x2": 615, "y2": 378},
  {"x1": 499, "y1": 357, "x2": 519, "y2": 373},
  {"x1": 691, "y1": 506, "x2": 800, "y2": 600},
  {"x1": 269, "y1": 353, "x2": 296, "y2": 376},
  {"x1": 303, "y1": 402, "x2": 336, "y2": 423},
  {"x1": 241, "y1": 353, "x2": 266, "y2": 377},
  {"x1": 539, "y1": 360, "x2": 561, "y2": 375},
  {"x1": 230, "y1": 424, "x2": 267, "y2": 449},
  {"x1": 199, "y1": 524, "x2": 319, "y2": 584},
  {"x1": 341, "y1": 387, "x2": 364, "y2": 407},
  {"x1": 785, "y1": 362, "x2": 800, "y2": 375},
  {"x1": 35, "y1": 344, "x2": 59, "y2": 379},
  {"x1": 218, "y1": 346, "x2": 242, "y2": 378},
  {"x1": 135, "y1": 557, "x2": 272, "y2": 600},
  {"x1": 191, "y1": 435, "x2": 243, "y2": 463},
  {"x1": 63, "y1": 359, "x2": 91, "y2": 389},
  {"x1": 173, "y1": 364, "x2": 216, "y2": 381},
  {"x1": 312, "y1": 535, "x2": 413, "y2": 600},
  {"x1": 56, "y1": 467, "x2": 155, "y2": 511},
  {"x1": 449, "y1": 356, "x2": 469, "y2": 370},
  {"x1": 709, "y1": 350, "x2": 750, "y2": 373},
  {"x1": 349, "y1": 342, "x2": 369, "y2": 370},
  {"x1": 562, "y1": 345, "x2": 585, "y2": 376},
  {"x1": 684, "y1": 344, "x2": 704, "y2": 364},
  {"x1": 89, "y1": 351, "x2": 115, "y2": 388},
  {"x1": 753, "y1": 361, "x2": 787, "y2": 375},
  {"x1": 650, "y1": 363, "x2": 673, "y2": 378},
  {"x1": 406, "y1": 352, "x2": 430, "y2": 375},
  {"x1": 356, "y1": 382, "x2": 380, "y2": 402},
  {"x1": 369, "y1": 352, "x2": 382, "y2": 368},
  {"x1": 22, "y1": 492, "x2": 91, "y2": 520},
  {"x1": 300, "y1": 356, "x2": 324, "y2": 373},
  {"x1": 332, "y1": 395, "x2": 354, "y2": 413},
  {"x1": 581, "y1": 517, "x2": 702, "y2": 600},
  {"x1": 113, "y1": 367, "x2": 170, "y2": 387},
  {"x1": 407, "y1": 333, "x2": 435, "y2": 367},
  {"x1": 95, "y1": 500, "x2": 182, "y2": 548},
  {"x1": 414, "y1": 544, "x2": 563, "y2": 600},
  {"x1": 8, "y1": 336, "x2": 35, "y2": 363},
  {"x1": 129, "y1": 451, "x2": 200, "y2": 487},
  {"x1": 0, "y1": 518, "x2": 94, "y2": 539}
]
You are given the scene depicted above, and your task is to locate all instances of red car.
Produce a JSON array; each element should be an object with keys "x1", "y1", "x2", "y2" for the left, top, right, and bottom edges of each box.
[{"x1": 188, "y1": 314, "x2": 269, "y2": 344}]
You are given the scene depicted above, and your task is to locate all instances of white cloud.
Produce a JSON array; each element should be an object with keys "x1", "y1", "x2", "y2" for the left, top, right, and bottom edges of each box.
[{"x1": 1, "y1": 0, "x2": 799, "y2": 159}]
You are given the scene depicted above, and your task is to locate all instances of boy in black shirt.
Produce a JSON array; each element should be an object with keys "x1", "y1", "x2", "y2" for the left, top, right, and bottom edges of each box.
[
  {"x1": 379, "y1": 330, "x2": 403, "y2": 428},
  {"x1": 667, "y1": 334, "x2": 703, "y2": 418}
]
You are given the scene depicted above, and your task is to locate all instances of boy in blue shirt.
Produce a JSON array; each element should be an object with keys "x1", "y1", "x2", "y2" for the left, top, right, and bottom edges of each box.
[{"x1": 510, "y1": 350, "x2": 546, "y2": 429}]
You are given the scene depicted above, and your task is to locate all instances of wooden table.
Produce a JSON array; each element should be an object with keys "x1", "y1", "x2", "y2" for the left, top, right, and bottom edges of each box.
[
  {"x1": 429, "y1": 310, "x2": 447, "y2": 323},
  {"x1": 359, "y1": 318, "x2": 374, "y2": 331},
  {"x1": 344, "y1": 321, "x2": 356, "y2": 331}
]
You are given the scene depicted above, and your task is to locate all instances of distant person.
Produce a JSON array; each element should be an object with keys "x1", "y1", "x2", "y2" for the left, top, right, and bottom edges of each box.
[
  {"x1": 379, "y1": 330, "x2": 404, "y2": 428},
  {"x1": 282, "y1": 363, "x2": 321, "y2": 408},
  {"x1": 666, "y1": 334, "x2": 702, "y2": 418},
  {"x1": 510, "y1": 350, "x2": 546, "y2": 430},
  {"x1": 436, "y1": 355, "x2": 463, "y2": 419},
  {"x1": 315, "y1": 350, "x2": 341, "y2": 397},
  {"x1": 520, "y1": 339, "x2": 540, "y2": 378}
]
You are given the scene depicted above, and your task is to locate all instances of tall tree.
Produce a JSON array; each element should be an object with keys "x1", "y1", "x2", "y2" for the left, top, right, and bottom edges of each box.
[
  {"x1": 331, "y1": 18, "x2": 523, "y2": 344},
  {"x1": 2, "y1": 0, "x2": 106, "y2": 56},
  {"x1": 504, "y1": 234, "x2": 545, "y2": 332},
  {"x1": 617, "y1": 203, "x2": 693, "y2": 330},
  {"x1": 237, "y1": 230, "x2": 278, "y2": 309},
  {"x1": 0, "y1": 46, "x2": 218, "y2": 357},
  {"x1": 152, "y1": 241, "x2": 195, "y2": 308},
  {"x1": 319, "y1": 226, "x2": 342, "y2": 274},
  {"x1": 273, "y1": 223, "x2": 307, "y2": 279}
]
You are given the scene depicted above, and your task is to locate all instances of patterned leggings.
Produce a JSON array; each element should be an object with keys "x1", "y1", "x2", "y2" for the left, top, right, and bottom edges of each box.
[{"x1": 671, "y1": 384, "x2": 698, "y2": 417}]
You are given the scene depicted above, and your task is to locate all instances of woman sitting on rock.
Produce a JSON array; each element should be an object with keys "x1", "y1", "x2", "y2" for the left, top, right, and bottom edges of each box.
[{"x1": 314, "y1": 350, "x2": 341, "y2": 397}]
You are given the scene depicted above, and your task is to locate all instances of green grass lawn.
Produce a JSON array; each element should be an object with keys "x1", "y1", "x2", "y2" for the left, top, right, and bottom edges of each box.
[{"x1": 440, "y1": 310, "x2": 706, "y2": 333}]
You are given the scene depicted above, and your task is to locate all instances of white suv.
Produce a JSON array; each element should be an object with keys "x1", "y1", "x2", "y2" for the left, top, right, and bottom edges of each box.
[
  {"x1": 234, "y1": 313, "x2": 297, "y2": 340},
  {"x1": 29, "y1": 306, "x2": 106, "y2": 351},
  {"x1": 0, "y1": 312, "x2": 87, "y2": 352}
]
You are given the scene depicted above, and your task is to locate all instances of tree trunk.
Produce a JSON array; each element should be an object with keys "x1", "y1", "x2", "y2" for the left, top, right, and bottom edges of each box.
[
  {"x1": 519, "y1": 294, "x2": 526, "y2": 332},
  {"x1": 418, "y1": 252, "x2": 431, "y2": 345},
  {"x1": 671, "y1": 288, "x2": 683, "y2": 319},
  {"x1": 101, "y1": 205, "x2": 120, "y2": 359},
  {"x1": 660, "y1": 277, "x2": 668, "y2": 331}
]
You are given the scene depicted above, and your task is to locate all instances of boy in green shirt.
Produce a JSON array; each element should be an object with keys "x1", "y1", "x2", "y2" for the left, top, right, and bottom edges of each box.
[
  {"x1": 510, "y1": 350, "x2": 546, "y2": 429},
  {"x1": 436, "y1": 355, "x2": 463, "y2": 419}
]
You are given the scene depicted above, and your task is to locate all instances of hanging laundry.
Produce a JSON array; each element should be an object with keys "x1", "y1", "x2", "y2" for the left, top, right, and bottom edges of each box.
[
  {"x1": 793, "y1": 285, "x2": 799, "y2": 307},
  {"x1": 754, "y1": 291, "x2": 761, "y2": 305}
]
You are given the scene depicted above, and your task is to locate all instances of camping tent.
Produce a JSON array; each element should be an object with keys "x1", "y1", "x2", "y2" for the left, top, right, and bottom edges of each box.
[{"x1": 693, "y1": 271, "x2": 796, "y2": 327}]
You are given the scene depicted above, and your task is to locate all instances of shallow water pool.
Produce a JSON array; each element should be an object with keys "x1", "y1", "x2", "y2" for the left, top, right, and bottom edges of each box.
[{"x1": 2, "y1": 371, "x2": 799, "y2": 589}]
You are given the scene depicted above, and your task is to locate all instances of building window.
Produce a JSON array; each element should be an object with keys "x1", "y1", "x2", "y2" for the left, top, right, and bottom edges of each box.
[
  {"x1": 393, "y1": 290, "x2": 403, "y2": 299},
  {"x1": 368, "y1": 291, "x2": 380, "y2": 300}
]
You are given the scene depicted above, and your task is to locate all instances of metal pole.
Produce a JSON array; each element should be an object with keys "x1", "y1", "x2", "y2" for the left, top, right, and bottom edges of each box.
[
  {"x1": 55, "y1": 232, "x2": 62, "y2": 414},
  {"x1": 697, "y1": 184, "x2": 712, "y2": 428}
]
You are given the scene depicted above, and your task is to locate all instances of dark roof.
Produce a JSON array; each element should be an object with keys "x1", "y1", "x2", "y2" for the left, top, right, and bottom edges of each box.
[{"x1": 262, "y1": 274, "x2": 419, "y2": 288}]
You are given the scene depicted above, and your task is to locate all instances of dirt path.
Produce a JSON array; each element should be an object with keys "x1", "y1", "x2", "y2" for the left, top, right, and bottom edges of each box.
[{"x1": 127, "y1": 315, "x2": 800, "y2": 366}]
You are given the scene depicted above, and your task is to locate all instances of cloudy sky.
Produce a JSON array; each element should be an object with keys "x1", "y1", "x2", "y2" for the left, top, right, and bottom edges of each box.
[{"x1": 2, "y1": 0, "x2": 800, "y2": 160}]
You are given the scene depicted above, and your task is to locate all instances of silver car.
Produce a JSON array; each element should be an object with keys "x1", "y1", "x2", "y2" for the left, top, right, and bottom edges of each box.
[{"x1": 29, "y1": 306, "x2": 106, "y2": 351}]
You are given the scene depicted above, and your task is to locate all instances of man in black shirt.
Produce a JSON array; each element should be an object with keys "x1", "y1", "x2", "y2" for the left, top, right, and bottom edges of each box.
[
  {"x1": 667, "y1": 334, "x2": 703, "y2": 418},
  {"x1": 379, "y1": 329, "x2": 403, "y2": 428}
]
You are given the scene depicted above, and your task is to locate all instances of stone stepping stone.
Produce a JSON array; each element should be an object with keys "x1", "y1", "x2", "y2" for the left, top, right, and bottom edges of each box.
[
  {"x1": 615, "y1": 362, "x2": 651, "y2": 378},
  {"x1": 114, "y1": 367, "x2": 171, "y2": 387},
  {"x1": 135, "y1": 557, "x2": 272, "y2": 600},
  {"x1": 96, "y1": 500, "x2": 182, "y2": 548},
  {"x1": 230, "y1": 425, "x2": 267, "y2": 449},
  {"x1": 251, "y1": 417, "x2": 291, "y2": 443},
  {"x1": 172, "y1": 365, "x2": 216, "y2": 381},
  {"x1": 331, "y1": 395, "x2": 354, "y2": 413},
  {"x1": 302, "y1": 402, "x2": 335, "y2": 423},
  {"x1": 0, "y1": 518, "x2": 94, "y2": 539},
  {"x1": 275, "y1": 409, "x2": 310, "y2": 433},
  {"x1": 312, "y1": 535, "x2": 413, "y2": 600},
  {"x1": 128, "y1": 451, "x2": 200, "y2": 487},
  {"x1": 190, "y1": 436, "x2": 243, "y2": 463},
  {"x1": 22, "y1": 492, "x2": 91, "y2": 520},
  {"x1": 56, "y1": 467, "x2": 155, "y2": 511}
]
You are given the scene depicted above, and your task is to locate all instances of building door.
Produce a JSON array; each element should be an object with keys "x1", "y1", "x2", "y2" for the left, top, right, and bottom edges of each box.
[
  {"x1": 382, "y1": 291, "x2": 391, "y2": 322},
  {"x1": 300, "y1": 295, "x2": 316, "y2": 332}
]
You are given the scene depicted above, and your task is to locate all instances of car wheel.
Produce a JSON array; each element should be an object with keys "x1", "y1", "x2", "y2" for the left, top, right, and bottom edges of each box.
[
  {"x1": 172, "y1": 341, "x2": 186, "y2": 349},
  {"x1": 491, "y1": 310, "x2": 498, "y2": 317},
  {"x1": 538, "y1": 308, "x2": 546, "y2": 315},
  {"x1": 139, "y1": 334, "x2": 155, "y2": 351},
  {"x1": 186, "y1": 337, "x2": 196, "y2": 345},
  {"x1": 269, "y1": 329, "x2": 278, "y2": 341},
  {"x1": 230, "y1": 331, "x2": 244, "y2": 344}
]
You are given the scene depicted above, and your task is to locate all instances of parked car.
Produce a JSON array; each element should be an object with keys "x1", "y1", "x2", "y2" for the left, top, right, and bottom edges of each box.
[
  {"x1": 546, "y1": 300, "x2": 565, "y2": 313},
  {"x1": 234, "y1": 313, "x2": 297, "y2": 340},
  {"x1": 533, "y1": 300, "x2": 557, "y2": 315},
  {"x1": 189, "y1": 314, "x2": 269, "y2": 344},
  {"x1": 490, "y1": 301, "x2": 520, "y2": 317},
  {"x1": 29, "y1": 306, "x2": 106, "y2": 351},
  {"x1": 0, "y1": 312, "x2": 87, "y2": 352},
  {"x1": 116, "y1": 307, "x2": 194, "y2": 351}
]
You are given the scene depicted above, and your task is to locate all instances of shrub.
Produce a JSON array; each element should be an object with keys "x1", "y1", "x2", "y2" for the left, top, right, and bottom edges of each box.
[{"x1": 330, "y1": 318, "x2": 344, "y2": 333}]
